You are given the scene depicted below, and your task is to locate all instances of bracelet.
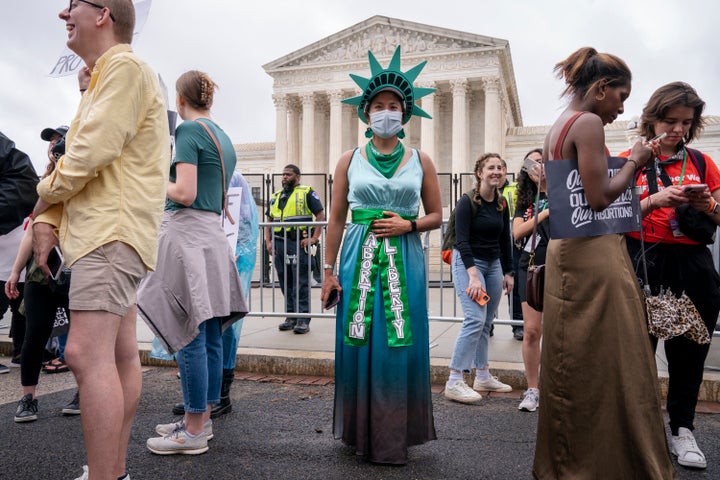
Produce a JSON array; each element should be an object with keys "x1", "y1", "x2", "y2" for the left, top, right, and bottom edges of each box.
[
  {"x1": 706, "y1": 198, "x2": 716, "y2": 214},
  {"x1": 323, "y1": 263, "x2": 335, "y2": 272},
  {"x1": 627, "y1": 158, "x2": 639, "y2": 171},
  {"x1": 647, "y1": 195, "x2": 653, "y2": 211},
  {"x1": 410, "y1": 220, "x2": 417, "y2": 232}
]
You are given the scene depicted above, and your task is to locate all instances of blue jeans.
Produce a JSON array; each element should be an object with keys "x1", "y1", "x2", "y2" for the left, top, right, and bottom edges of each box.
[
  {"x1": 449, "y1": 250, "x2": 504, "y2": 371},
  {"x1": 176, "y1": 318, "x2": 223, "y2": 413}
]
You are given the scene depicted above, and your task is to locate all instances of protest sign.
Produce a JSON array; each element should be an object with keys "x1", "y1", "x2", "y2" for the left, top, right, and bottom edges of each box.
[
  {"x1": 49, "y1": 0, "x2": 152, "y2": 77},
  {"x1": 546, "y1": 157, "x2": 640, "y2": 239},
  {"x1": 223, "y1": 186, "x2": 243, "y2": 250}
]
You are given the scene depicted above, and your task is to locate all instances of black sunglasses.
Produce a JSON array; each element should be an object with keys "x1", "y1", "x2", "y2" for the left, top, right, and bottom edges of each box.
[{"x1": 68, "y1": 0, "x2": 116, "y2": 22}]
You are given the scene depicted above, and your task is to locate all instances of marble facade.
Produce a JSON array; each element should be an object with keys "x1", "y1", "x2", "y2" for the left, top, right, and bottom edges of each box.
[{"x1": 241, "y1": 15, "x2": 720, "y2": 180}]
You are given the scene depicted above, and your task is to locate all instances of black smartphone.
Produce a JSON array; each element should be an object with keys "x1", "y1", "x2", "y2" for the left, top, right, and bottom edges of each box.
[
  {"x1": 323, "y1": 288, "x2": 341, "y2": 310},
  {"x1": 47, "y1": 246, "x2": 65, "y2": 281}
]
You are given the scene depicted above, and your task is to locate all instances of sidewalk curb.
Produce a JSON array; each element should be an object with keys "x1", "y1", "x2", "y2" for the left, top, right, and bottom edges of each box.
[
  {"x1": 4, "y1": 341, "x2": 720, "y2": 403},
  {"x1": 138, "y1": 343, "x2": 720, "y2": 403}
]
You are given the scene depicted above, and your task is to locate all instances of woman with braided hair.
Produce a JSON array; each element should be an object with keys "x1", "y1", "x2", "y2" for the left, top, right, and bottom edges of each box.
[{"x1": 140, "y1": 70, "x2": 247, "y2": 455}]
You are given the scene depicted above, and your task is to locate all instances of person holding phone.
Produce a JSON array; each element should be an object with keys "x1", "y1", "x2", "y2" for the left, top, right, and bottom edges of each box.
[
  {"x1": 322, "y1": 46, "x2": 441, "y2": 464},
  {"x1": 443, "y1": 153, "x2": 514, "y2": 404},
  {"x1": 511, "y1": 148, "x2": 548, "y2": 413},
  {"x1": 533, "y1": 47, "x2": 675, "y2": 479},
  {"x1": 623, "y1": 82, "x2": 720, "y2": 470},
  {"x1": 6, "y1": 126, "x2": 74, "y2": 423}
]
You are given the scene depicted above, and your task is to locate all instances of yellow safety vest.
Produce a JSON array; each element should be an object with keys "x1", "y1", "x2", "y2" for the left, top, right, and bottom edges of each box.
[{"x1": 269, "y1": 185, "x2": 314, "y2": 234}]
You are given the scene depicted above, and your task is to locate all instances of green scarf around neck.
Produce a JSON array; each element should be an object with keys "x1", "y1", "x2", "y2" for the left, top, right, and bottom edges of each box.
[{"x1": 365, "y1": 141, "x2": 405, "y2": 179}]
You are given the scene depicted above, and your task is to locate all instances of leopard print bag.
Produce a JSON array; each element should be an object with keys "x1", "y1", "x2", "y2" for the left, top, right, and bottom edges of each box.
[{"x1": 644, "y1": 287, "x2": 710, "y2": 344}]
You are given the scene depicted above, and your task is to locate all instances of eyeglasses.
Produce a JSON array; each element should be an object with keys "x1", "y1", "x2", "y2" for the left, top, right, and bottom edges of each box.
[{"x1": 68, "y1": 0, "x2": 116, "y2": 22}]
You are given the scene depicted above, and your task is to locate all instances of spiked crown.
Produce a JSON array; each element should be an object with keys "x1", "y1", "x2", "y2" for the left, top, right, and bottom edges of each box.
[{"x1": 342, "y1": 45, "x2": 435, "y2": 125}]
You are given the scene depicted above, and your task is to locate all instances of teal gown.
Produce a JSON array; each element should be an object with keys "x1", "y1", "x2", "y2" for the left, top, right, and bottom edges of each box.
[{"x1": 333, "y1": 148, "x2": 437, "y2": 464}]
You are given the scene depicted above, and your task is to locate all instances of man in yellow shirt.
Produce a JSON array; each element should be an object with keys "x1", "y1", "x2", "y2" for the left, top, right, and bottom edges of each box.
[{"x1": 32, "y1": 2, "x2": 169, "y2": 479}]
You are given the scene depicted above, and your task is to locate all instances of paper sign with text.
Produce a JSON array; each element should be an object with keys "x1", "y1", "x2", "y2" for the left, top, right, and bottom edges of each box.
[
  {"x1": 546, "y1": 157, "x2": 640, "y2": 239},
  {"x1": 49, "y1": 0, "x2": 151, "y2": 77},
  {"x1": 223, "y1": 187, "x2": 242, "y2": 250}
]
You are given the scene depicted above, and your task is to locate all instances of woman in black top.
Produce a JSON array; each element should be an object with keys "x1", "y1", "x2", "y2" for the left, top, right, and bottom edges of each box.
[{"x1": 444, "y1": 153, "x2": 514, "y2": 404}]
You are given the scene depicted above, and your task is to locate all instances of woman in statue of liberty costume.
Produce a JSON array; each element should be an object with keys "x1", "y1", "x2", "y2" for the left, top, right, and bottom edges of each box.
[{"x1": 321, "y1": 46, "x2": 442, "y2": 465}]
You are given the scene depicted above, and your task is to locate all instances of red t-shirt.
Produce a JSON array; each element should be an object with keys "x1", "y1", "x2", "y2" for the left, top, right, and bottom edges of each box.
[{"x1": 620, "y1": 149, "x2": 720, "y2": 244}]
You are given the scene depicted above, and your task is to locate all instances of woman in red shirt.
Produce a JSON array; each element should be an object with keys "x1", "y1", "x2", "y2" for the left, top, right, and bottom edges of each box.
[{"x1": 624, "y1": 82, "x2": 720, "y2": 470}]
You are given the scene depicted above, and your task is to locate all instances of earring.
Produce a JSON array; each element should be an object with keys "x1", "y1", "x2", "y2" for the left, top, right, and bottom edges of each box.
[
  {"x1": 365, "y1": 127, "x2": 373, "y2": 139},
  {"x1": 397, "y1": 129, "x2": 406, "y2": 139}
]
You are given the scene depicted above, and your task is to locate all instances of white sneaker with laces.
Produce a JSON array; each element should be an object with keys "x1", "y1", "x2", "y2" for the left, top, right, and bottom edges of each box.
[
  {"x1": 670, "y1": 427, "x2": 706, "y2": 469},
  {"x1": 518, "y1": 388, "x2": 539, "y2": 412},
  {"x1": 444, "y1": 379, "x2": 482, "y2": 404},
  {"x1": 155, "y1": 418, "x2": 213, "y2": 440},
  {"x1": 147, "y1": 428, "x2": 209, "y2": 455},
  {"x1": 473, "y1": 375, "x2": 512, "y2": 392}
]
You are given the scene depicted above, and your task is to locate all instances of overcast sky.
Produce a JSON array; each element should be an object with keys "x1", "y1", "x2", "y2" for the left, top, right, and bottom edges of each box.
[{"x1": 1, "y1": 0, "x2": 718, "y2": 172}]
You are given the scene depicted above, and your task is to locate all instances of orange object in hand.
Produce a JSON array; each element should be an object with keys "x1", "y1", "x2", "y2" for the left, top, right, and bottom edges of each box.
[{"x1": 466, "y1": 287, "x2": 490, "y2": 306}]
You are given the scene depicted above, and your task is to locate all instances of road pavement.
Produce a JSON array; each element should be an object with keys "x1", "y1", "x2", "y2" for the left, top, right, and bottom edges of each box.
[{"x1": 1, "y1": 365, "x2": 718, "y2": 480}]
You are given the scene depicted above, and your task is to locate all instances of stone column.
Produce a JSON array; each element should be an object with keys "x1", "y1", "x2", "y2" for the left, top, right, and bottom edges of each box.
[
  {"x1": 451, "y1": 78, "x2": 469, "y2": 173},
  {"x1": 483, "y1": 76, "x2": 503, "y2": 156},
  {"x1": 357, "y1": 116, "x2": 367, "y2": 146},
  {"x1": 328, "y1": 90, "x2": 344, "y2": 175},
  {"x1": 301, "y1": 92, "x2": 316, "y2": 173},
  {"x1": 272, "y1": 94, "x2": 288, "y2": 172},
  {"x1": 418, "y1": 81, "x2": 436, "y2": 161},
  {"x1": 287, "y1": 97, "x2": 300, "y2": 167}
]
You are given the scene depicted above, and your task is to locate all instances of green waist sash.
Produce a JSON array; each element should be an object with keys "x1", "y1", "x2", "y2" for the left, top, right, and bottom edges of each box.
[{"x1": 345, "y1": 208, "x2": 416, "y2": 347}]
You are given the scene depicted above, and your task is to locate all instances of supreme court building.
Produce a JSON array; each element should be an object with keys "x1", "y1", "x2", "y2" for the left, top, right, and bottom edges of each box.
[{"x1": 238, "y1": 15, "x2": 720, "y2": 184}]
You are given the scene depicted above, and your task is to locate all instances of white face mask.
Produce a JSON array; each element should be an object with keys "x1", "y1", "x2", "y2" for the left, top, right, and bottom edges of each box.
[{"x1": 369, "y1": 110, "x2": 403, "y2": 139}]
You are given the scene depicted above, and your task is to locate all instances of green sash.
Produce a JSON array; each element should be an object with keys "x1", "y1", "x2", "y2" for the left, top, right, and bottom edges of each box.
[{"x1": 345, "y1": 208, "x2": 415, "y2": 347}]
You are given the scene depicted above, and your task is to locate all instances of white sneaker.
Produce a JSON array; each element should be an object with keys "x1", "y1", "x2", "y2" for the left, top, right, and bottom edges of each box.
[
  {"x1": 147, "y1": 428, "x2": 209, "y2": 455},
  {"x1": 518, "y1": 388, "x2": 539, "y2": 412},
  {"x1": 73, "y1": 465, "x2": 129, "y2": 479},
  {"x1": 473, "y1": 375, "x2": 512, "y2": 392},
  {"x1": 670, "y1": 427, "x2": 706, "y2": 469},
  {"x1": 73, "y1": 465, "x2": 89, "y2": 480},
  {"x1": 444, "y1": 379, "x2": 482, "y2": 404},
  {"x1": 155, "y1": 418, "x2": 213, "y2": 440}
]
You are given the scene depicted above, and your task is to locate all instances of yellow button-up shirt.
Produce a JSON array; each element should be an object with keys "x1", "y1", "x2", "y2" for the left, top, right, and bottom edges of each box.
[{"x1": 37, "y1": 44, "x2": 170, "y2": 269}]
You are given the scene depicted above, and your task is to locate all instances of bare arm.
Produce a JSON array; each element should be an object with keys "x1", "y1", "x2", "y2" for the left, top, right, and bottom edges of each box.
[
  {"x1": 166, "y1": 162, "x2": 197, "y2": 207},
  {"x1": 572, "y1": 115, "x2": 653, "y2": 211},
  {"x1": 4, "y1": 221, "x2": 34, "y2": 299},
  {"x1": 417, "y1": 150, "x2": 443, "y2": 231},
  {"x1": 321, "y1": 149, "x2": 353, "y2": 303},
  {"x1": 512, "y1": 209, "x2": 549, "y2": 241}
]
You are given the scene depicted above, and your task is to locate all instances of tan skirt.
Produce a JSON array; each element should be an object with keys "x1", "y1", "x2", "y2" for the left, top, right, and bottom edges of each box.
[{"x1": 533, "y1": 234, "x2": 677, "y2": 479}]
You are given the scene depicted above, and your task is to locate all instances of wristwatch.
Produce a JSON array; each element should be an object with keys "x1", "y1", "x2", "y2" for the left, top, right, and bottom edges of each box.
[{"x1": 713, "y1": 201, "x2": 720, "y2": 215}]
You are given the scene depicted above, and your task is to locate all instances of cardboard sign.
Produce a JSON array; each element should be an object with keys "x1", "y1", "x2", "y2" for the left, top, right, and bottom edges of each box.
[
  {"x1": 546, "y1": 157, "x2": 640, "y2": 239},
  {"x1": 223, "y1": 186, "x2": 242, "y2": 250},
  {"x1": 49, "y1": 0, "x2": 152, "y2": 77}
]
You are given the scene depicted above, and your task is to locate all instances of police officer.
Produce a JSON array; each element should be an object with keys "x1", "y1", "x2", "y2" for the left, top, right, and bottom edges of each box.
[{"x1": 265, "y1": 165, "x2": 325, "y2": 334}]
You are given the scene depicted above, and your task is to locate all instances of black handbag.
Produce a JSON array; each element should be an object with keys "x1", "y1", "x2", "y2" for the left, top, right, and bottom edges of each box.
[
  {"x1": 650, "y1": 150, "x2": 717, "y2": 244},
  {"x1": 676, "y1": 204, "x2": 716, "y2": 244}
]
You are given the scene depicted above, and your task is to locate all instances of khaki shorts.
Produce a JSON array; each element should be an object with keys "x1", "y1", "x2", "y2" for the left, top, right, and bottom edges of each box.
[{"x1": 69, "y1": 241, "x2": 147, "y2": 316}]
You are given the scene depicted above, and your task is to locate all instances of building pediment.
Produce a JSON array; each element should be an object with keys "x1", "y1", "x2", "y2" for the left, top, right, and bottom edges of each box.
[{"x1": 263, "y1": 15, "x2": 508, "y2": 71}]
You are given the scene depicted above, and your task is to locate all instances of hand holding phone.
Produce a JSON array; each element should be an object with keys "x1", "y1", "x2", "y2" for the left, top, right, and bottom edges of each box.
[
  {"x1": 466, "y1": 287, "x2": 490, "y2": 306},
  {"x1": 47, "y1": 246, "x2": 65, "y2": 281},
  {"x1": 682, "y1": 184, "x2": 708, "y2": 194},
  {"x1": 323, "y1": 287, "x2": 341, "y2": 310},
  {"x1": 521, "y1": 157, "x2": 540, "y2": 176}
]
